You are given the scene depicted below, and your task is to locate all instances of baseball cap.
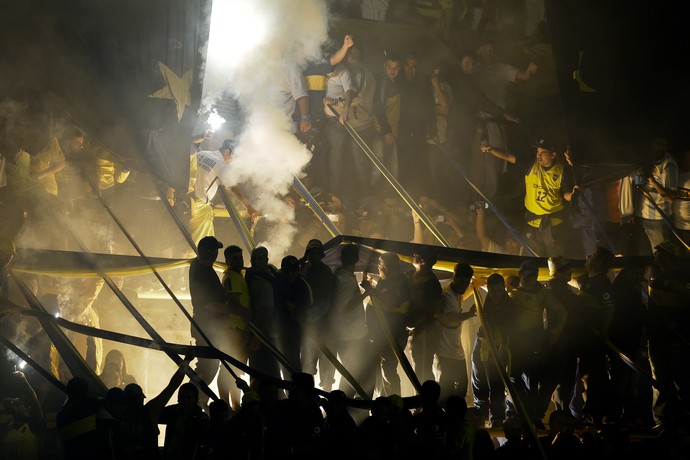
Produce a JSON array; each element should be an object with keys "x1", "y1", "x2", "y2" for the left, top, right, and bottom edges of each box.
[
  {"x1": 124, "y1": 383, "x2": 146, "y2": 400},
  {"x1": 198, "y1": 236, "x2": 223, "y2": 253},
  {"x1": 532, "y1": 138, "x2": 555, "y2": 151},
  {"x1": 304, "y1": 239, "x2": 325, "y2": 258}
]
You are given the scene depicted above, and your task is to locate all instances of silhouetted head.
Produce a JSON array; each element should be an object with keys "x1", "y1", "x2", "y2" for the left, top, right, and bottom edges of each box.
[
  {"x1": 420, "y1": 380, "x2": 441, "y2": 407},
  {"x1": 66, "y1": 377, "x2": 88, "y2": 400}
]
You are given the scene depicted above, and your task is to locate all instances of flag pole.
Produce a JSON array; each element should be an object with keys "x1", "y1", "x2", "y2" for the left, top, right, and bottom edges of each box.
[{"x1": 327, "y1": 104, "x2": 451, "y2": 248}]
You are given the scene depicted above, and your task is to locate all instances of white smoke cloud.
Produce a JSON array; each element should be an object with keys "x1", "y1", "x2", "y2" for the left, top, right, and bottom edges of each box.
[{"x1": 201, "y1": 0, "x2": 328, "y2": 259}]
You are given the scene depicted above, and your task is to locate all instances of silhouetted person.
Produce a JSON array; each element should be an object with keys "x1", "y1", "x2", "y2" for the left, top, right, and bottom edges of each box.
[
  {"x1": 410, "y1": 380, "x2": 446, "y2": 459},
  {"x1": 358, "y1": 396, "x2": 398, "y2": 459},
  {"x1": 408, "y1": 248, "x2": 443, "y2": 384},
  {"x1": 119, "y1": 359, "x2": 189, "y2": 460},
  {"x1": 322, "y1": 390, "x2": 357, "y2": 460},
  {"x1": 300, "y1": 239, "x2": 336, "y2": 391},
  {"x1": 56, "y1": 377, "x2": 103, "y2": 460},
  {"x1": 189, "y1": 236, "x2": 234, "y2": 406},
  {"x1": 159, "y1": 382, "x2": 210, "y2": 460},
  {"x1": 267, "y1": 372, "x2": 325, "y2": 459}
]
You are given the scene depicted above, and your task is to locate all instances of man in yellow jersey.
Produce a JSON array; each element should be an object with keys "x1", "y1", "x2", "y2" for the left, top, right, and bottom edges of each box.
[
  {"x1": 482, "y1": 138, "x2": 579, "y2": 256},
  {"x1": 221, "y1": 245, "x2": 251, "y2": 412}
]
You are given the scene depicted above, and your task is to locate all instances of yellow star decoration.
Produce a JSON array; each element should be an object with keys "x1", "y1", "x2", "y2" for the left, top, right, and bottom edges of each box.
[{"x1": 149, "y1": 61, "x2": 193, "y2": 122}]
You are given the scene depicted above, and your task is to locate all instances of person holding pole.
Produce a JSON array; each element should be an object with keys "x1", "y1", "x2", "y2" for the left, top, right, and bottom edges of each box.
[
  {"x1": 482, "y1": 139, "x2": 578, "y2": 257},
  {"x1": 189, "y1": 236, "x2": 240, "y2": 408},
  {"x1": 634, "y1": 135, "x2": 678, "y2": 254},
  {"x1": 408, "y1": 247, "x2": 444, "y2": 384},
  {"x1": 189, "y1": 139, "x2": 258, "y2": 247}
]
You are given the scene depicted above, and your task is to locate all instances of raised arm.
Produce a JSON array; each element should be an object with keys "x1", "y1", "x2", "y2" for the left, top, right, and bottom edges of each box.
[
  {"x1": 480, "y1": 144, "x2": 516, "y2": 164},
  {"x1": 145, "y1": 356, "x2": 191, "y2": 421},
  {"x1": 329, "y1": 35, "x2": 354, "y2": 66}
]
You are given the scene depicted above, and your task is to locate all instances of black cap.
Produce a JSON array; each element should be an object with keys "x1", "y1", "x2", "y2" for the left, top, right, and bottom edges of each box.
[
  {"x1": 304, "y1": 239, "x2": 325, "y2": 258},
  {"x1": 198, "y1": 236, "x2": 223, "y2": 253},
  {"x1": 532, "y1": 138, "x2": 555, "y2": 151}
]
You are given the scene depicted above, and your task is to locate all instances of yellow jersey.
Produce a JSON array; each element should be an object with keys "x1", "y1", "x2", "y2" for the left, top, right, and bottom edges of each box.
[
  {"x1": 222, "y1": 268, "x2": 250, "y2": 330},
  {"x1": 524, "y1": 161, "x2": 565, "y2": 227}
]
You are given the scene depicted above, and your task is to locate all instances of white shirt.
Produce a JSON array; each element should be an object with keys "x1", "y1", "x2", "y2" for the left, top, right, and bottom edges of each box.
[
  {"x1": 324, "y1": 64, "x2": 354, "y2": 118},
  {"x1": 268, "y1": 63, "x2": 308, "y2": 118},
  {"x1": 437, "y1": 284, "x2": 466, "y2": 359},
  {"x1": 673, "y1": 169, "x2": 690, "y2": 230},
  {"x1": 635, "y1": 152, "x2": 678, "y2": 220},
  {"x1": 193, "y1": 150, "x2": 227, "y2": 202}
]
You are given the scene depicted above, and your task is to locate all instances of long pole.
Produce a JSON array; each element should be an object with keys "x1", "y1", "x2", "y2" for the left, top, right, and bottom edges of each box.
[
  {"x1": 52, "y1": 207, "x2": 219, "y2": 401},
  {"x1": 565, "y1": 154, "x2": 619, "y2": 254},
  {"x1": 152, "y1": 179, "x2": 199, "y2": 255},
  {"x1": 433, "y1": 142, "x2": 540, "y2": 257},
  {"x1": 292, "y1": 176, "x2": 342, "y2": 238},
  {"x1": 10, "y1": 272, "x2": 108, "y2": 395},
  {"x1": 636, "y1": 185, "x2": 690, "y2": 251},
  {"x1": 370, "y1": 294, "x2": 422, "y2": 393},
  {"x1": 20, "y1": 309, "x2": 285, "y2": 386},
  {"x1": 0, "y1": 334, "x2": 68, "y2": 394},
  {"x1": 593, "y1": 328, "x2": 663, "y2": 391},
  {"x1": 90, "y1": 186, "x2": 245, "y2": 385},
  {"x1": 327, "y1": 104, "x2": 451, "y2": 248},
  {"x1": 216, "y1": 182, "x2": 256, "y2": 254}
]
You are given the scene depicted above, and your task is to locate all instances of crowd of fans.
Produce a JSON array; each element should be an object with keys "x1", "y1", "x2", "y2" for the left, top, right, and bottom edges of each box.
[{"x1": 2, "y1": 230, "x2": 690, "y2": 458}]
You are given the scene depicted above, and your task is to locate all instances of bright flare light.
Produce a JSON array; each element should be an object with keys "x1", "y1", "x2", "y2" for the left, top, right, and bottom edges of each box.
[
  {"x1": 208, "y1": 109, "x2": 226, "y2": 131},
  {"x1": 207, "y1": 0, "x2": 268, "y2": 64}
]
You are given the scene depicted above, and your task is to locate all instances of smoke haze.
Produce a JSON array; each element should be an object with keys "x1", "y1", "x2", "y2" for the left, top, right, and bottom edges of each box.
[{"x1": 201, "y1": 0, "x2": 329, "y2": 259}]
